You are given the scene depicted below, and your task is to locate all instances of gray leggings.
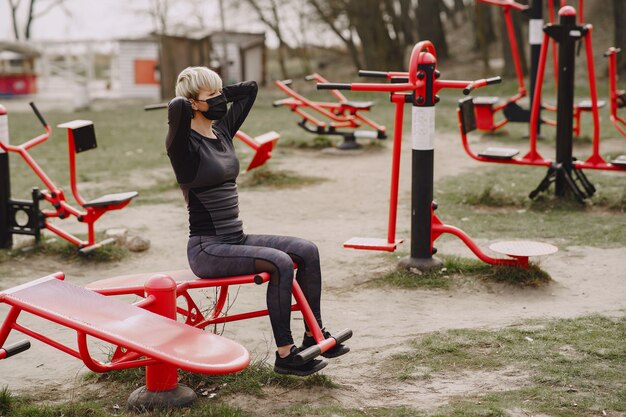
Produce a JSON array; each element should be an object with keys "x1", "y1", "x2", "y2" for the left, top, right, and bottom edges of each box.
[{"x1": 187, "y1": 232, "x2": 323, "y2": 346}]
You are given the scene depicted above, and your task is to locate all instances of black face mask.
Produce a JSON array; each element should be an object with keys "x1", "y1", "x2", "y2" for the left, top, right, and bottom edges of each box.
[{"x1": 200, "y1": 94, "x2": 228, "y2": 121}]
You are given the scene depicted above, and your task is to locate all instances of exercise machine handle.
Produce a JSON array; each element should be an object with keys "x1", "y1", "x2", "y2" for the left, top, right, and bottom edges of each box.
[
  {"x1": 0, "y1": 340, "x2": 31, "y2": 359},
  {"x1": 317, "y1": 83, "x2": 352, "y2": 90},
  {"x1": 358, "y1": 70, "x2": 389, "y2": 79},
  {"x1": 29, "y1": 102, "x2": 47, "y2": 127},
  {"x1": 463, "y1": 76, "x2": 502, "y2": 95},
  {"x1": 144, "y1": 103, "x2": 168, "y2": 111},
  {"x1": 604, "y1": 47, "x2": 622, "y2": 57}
]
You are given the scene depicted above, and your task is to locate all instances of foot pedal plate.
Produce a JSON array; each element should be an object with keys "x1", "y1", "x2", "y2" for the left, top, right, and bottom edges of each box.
[
  {"x1": 344, "y1": 237, "x2": 403, "y2": 252},
  {"x1": 489, "y1": 240, "x2": 558, "y2": 258}
]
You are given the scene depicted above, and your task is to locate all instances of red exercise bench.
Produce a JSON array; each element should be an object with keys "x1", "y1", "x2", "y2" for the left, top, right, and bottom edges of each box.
[
  {"x1": 85, "y1": 268, "x2": 352, "y2": 364},
  {"x1": 0, "y1": 272, "x2": 250, "y2": 410}
]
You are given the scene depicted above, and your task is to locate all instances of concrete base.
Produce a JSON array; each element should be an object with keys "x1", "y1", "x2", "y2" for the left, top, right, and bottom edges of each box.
[
  {"x1": 127, "y1": 384, "x2": 197, "y2": 412},
  {"x1": 397, "y1": 256, "x2": 443, "y2": 272}
]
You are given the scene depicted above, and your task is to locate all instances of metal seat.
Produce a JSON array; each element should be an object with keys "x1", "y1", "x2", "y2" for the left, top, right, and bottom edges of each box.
[
  {"x1": 473, "y1": 96, "x2": 501, "y2": 106},
  {"x1": 83, "y1": 191, "x2": 138, "y2": 208},
  {"x1": 478, "y1": 147, "x2": 520, "y2": 160}
]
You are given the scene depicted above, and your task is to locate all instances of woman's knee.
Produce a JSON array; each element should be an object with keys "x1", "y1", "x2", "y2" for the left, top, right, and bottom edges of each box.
[
  {"x1": 293, "y1": 239, "x2": 320, "y2": 266},
  {"x1": 257, "y1": 252, "x2": 294, "y2": 285}
]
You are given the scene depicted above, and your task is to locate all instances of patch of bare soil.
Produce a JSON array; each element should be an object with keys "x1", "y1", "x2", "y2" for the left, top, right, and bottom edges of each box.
[{"x1": 1, "y1": 130, "x2": 625, "y2": 414}]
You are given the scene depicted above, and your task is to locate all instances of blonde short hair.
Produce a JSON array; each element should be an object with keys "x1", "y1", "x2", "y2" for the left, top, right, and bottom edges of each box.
[{"x1": 175, "y1": 66, "x2": 222, "y2": 99}]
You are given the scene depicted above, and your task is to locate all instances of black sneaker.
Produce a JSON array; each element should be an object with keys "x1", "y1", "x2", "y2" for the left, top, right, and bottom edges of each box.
[
  {"x1": 274, "y1": 346, "x2": 328, "y2": 377},
  {"x1": 300, "y1": 328, "x2": 350, "y2": 358}
]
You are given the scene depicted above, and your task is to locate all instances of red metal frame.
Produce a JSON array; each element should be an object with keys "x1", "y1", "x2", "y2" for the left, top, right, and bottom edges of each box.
[
  {"x1": 473, "y1": 0, "x2": 528, "y2": 132},
  {"x1": 606, "y1": 47, "x2": 626, "y2": 138},
  {"x1": 320, "y1": 41, "x2": 531, "y2": 267},
  {"x1": 0, "y1": 273, "x2": 250, "y2": 375},
  {"x1": 0, "y1": 107, "x2": 138, "y2": 250},
  {"x1": 273, "y1": 75, "x2": 386, "y2": 137},
  {"x1": 459, "y1": 21, "x2": 624, "y2": 172},
  {"x1": 84, "y1": 268, "x2": 339, "y2": 353},
  {"x1": 234, "y1": 130, "x2": 280, "y2": 171}
]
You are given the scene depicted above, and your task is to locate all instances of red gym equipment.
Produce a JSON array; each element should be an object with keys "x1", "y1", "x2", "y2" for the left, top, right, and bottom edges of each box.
[
  {"x1": 318, "y1": 41, "x2": 557, "y2": 270},
  {"x1": 0, "y1": 269, "x2": 352, "y2": 410},
  {"x1": 273, "y1": 73, "x2": 387, "y2": 149},
  {"x1": 458, "y1": 6, "x2": 626, "y2": 203},
  {"x1": 0, "y1": 103, "x2": 137, "y2": 252},
  {"x1": 472, "y1": 0, "x2": 529, "y2": 132},
  {"x1": 605, "y1": 47, "x2": 626, "y2": 140},
  {"x1": 144, "y1": 103, "x2": 279, "y2": 172},
  {"x1": 474, "y1": 0, "x2": 604, "y2": 136}
]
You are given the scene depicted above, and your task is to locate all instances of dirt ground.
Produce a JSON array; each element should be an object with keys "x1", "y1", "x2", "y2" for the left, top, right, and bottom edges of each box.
[{"x1": 0, "y1": 126, "x2": 625, "y2": 414}]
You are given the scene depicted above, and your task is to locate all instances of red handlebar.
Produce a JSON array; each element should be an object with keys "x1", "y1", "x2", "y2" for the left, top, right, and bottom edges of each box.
[{"x1": 476, "y1": 0, "x2": 528, "y2": 11}]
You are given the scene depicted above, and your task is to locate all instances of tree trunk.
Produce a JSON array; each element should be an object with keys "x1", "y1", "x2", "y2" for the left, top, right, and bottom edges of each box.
[
  {"x1": 473, "y1": 2, "x2": 492, "y2": 71},
  {"x1": 614, "y1": 0, "x2": 626, "y2": 75},
  {"x1": 346, "y1": 0, "x2": 401, "y2": 70},
  {"x1": 8, "y1": 0, "x2": 21, "y2": 40},
  {"x1": 308, "y1": 0, "x2": 363, "y2": 70},
  {"x1": 416, "y1": 0, "x2": 449, "y2": 60}
]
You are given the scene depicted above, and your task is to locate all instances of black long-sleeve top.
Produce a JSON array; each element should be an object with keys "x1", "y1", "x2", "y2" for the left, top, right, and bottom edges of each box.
[{"x1": 165, "y1": 81, "x2": 258, "y2": 237}]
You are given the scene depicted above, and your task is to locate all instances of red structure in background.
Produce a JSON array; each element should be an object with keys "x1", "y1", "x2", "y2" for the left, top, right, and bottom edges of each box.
[{"x1": 0, "y1": 42, "x2": 39, "y2": 96}]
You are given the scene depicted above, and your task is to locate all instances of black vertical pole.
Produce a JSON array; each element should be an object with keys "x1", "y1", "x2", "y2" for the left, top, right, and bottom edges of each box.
[
  {"x1": 528, "y1": 0, "x2": 543, "y2": 137},
  {"x1": 545, "y1": 8, "x2": 580, "y2": 196},
  {"x1": 398, "y1": 52, "x2": 442, "y2": 271},
  {"x1": 0, "y1": 105, "x2": 11, "y2": 249}
]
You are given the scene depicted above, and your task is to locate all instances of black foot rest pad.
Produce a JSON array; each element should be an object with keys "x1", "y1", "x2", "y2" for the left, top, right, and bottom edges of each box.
[
  {"x1": 474, "y1": 96, "x2": 501, "y2": 106},
  {"x1": 294, "y1": 329, "x2": 353, "y2": 365},
  {"x1": 84, "y1": 191, "x2": 138, "y2": 208},
  {"x1": 577, "y1": 99, "x2": 607, "y2": 109},
  {"x1": 478, "y1": 147, "x2": 519, "y2": 159},
  {"x1": 342, "y1": 101, "x2": 374, "y2": 110},
  {"x1": 610, "y1": 155, "x2": 626, "y2": 167}
]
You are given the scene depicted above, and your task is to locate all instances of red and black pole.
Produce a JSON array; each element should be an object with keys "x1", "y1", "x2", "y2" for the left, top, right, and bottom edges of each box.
[{"x1": 398, "y1": 50, "x2": 441, "y2": 270}]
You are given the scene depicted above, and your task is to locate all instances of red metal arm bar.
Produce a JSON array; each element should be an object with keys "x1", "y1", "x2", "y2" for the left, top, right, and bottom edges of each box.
[
  {"x1": 581, "y1": 25, "x2": 604, "y2": 165},
  {"x1": 476, "y1": 0, "x2": 528, "y2": 12},
  {"x1": 275, "y1": 80, "x2": 356, "y2": 122},
  {"x1": 12, "y1": 322, "x2": 84, "y2": 361},
  {"x1": 386, "y1": 94, "x2": 405, "y2": 245},
  {"x1": 2, "y1": 143, "x2": 59, "y2": 194},
  {"x1": 353, "y1": 112, "x2": 386, "y2": 133},
  {"x1": 293, "y1": 107, "x2": 327, "y2": 128},
  {"x1": 526, "y1": 33, "x2": 551, "y2": 161},
  {"x1": 77, "y1": 332, "x2": 159, "y2": 373},
  {"x1": 307, "y1": 73, "x2": 348, "y2": 102},
  {"x1": 44, "y1": 222, "x2": 88, "y2": 247},
  {"x1": 234, "y1": 131, "x2": 257, "y2": 149},
  {"x1": 342, "y1": 82, "x2": 415, "y2": 93},
  {"x1": 503, "y1": 7, "x2": 527, "y2": 94},
  {"x1": 432, "y1": 218, "x2": 525, "y2": 267}
]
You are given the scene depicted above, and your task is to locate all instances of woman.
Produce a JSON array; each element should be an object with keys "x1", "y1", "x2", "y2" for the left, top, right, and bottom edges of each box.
[{"x1": 166, "y1": 67, "x2": 349, "y2": 377}]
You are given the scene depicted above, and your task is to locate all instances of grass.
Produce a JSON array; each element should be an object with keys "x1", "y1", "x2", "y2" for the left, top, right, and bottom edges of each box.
[
  {"x1": 238, "y1": 167, "x2": 326, "y2": 189},
  {"x1": 90, "y1": 359, "x2": 336, "y2": 398},
  {"x1": 370, "y1": 255, "x2": 551, "y2": 290},
  {"x1": 385, "y1": 314, "x2": 626, "y2": 417},
  {"x1": 433, "y1": 164, "x2": 626, "y2": 248},
  {"x1": 0, "y1": 234, "x2": 128, "y2": 264}
]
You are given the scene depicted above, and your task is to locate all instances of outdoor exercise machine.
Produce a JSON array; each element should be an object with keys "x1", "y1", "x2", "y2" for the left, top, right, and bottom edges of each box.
[
  {"x1": 144, "y1": 102, "x2": 280, "y2": 172},
  {"x1": 472, "y1": 0, "x2": 530, "y2": 132},
  {"x1": 458, "y1": 6, "x2": 626, "y2": 203},
  {"x1": 474, "y1": 0, "x2": 603, "y2": 137},
  {"x1": 605, "y1": 47, "x2": 626, "y2": 139},
  {"x1": 273, "y1": 73, "x2": 387, "y2": 150},
  {"x1": 0, "y1": 103, "x2": 137, "y2": 252},
  {"x1": 0, "y1": 269, "x2": 352, "y2": 410},
  {"x1": 317, "y1": 41, "x2": 557, "y2": 271}
]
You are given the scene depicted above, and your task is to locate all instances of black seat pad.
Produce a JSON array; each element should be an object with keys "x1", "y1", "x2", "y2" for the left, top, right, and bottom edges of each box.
[{"x1": 84, "y1": 191, "x2": 138, "y2": 208}]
